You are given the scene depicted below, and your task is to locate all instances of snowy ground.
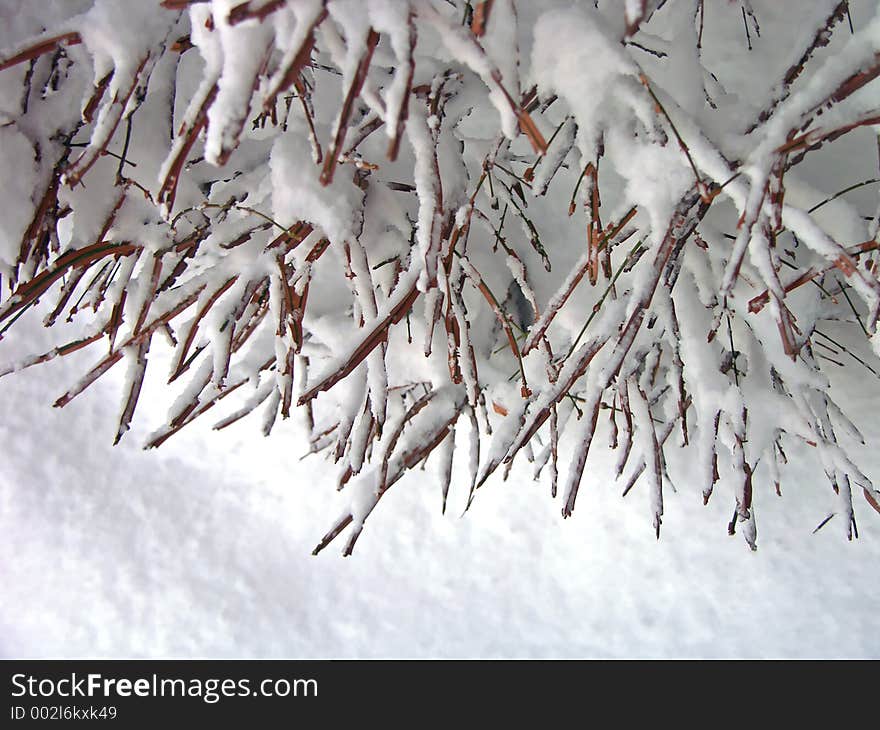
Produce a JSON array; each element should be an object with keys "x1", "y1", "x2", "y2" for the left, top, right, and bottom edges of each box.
[{"x1": 1, "y1": 310, "x2": 878, "y2": 658}]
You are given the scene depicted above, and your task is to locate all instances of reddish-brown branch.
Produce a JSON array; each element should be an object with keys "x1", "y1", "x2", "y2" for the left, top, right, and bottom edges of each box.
[
  {"x1": 262, "y1": 9, "x2": 327, "y2": 113},
  {"x1": 134, "y1": 254, "x2": 165, "y2": 336},
  {"x1": 865, "y1": 487, "x2": 880, "y2": 515},
  {"x1": 16, "y1": 168, "x2": 64, "y2": 280},
  {"x1": 460, "y1": 256, "x2": 530, "y2": 397},
  {"x1": 492, "y1": 70, "x2": 548, "y2": 155},
  {"x1": 169, "y1": 276, "x2": 239, "y2": 382},
  {"x1": 213, "y1": 41, "x2": 274, "y2": 165},
  {"x1": 146, "y1": 358, "x2": 274, "y2": 449},
  {"x1": 298, "y1": 279, "x2": 419, "y2": 404},
  {"x1": 53, "y1": 286, "x2": 206, "y2": 408},
  {"x1": 748, "y1": 240, "x2": 880, "y2": 313},
  {"x1": 387, "y1": 17, "x2": 416, "y2": 162},
  {"x1": 332, "y1": 405, "x2": 461, "y2": 557},
  {"x1": 65, "y1": 56, "x2": 151, "y2": 187},
  {"x1": 0, "y1": 32, "x2": 81, "y2": 72},
  {"x1": 158, "y1": 82, "x2": 219, "y2": 213},
  {"x1": 828, "y1": 52, "x2": 880, "y2": 106},
  {"x1": 227, "y1": 0, "x2": 286, "y2": 26},
  {"x1": 521, "y1": 206, "x2": 637, "y2": 356},
  {"x1": 81, "y1": 71, "x2": 114, "y2": 124},
  {"x1": 320, "y1": 29, "x2": 380, "y2": 186},
  {"x1": 585, "y1": 162, "x2": 601, "y2": 285},
  {"x1": 747, "y1": 2, "x2": 849, "y2": 132},
  {"x1": 0, "y1": 330, "x2": 106, "y2": 378},
  {"x1": 114, "y1": 338, "x2": 151, "y2": 444},
  {"x1": 377, "y1": 390, "x2": 435, "y2": 494},
  {"x1": 776, "y1": 114, "x2": 880, "y2": 157},
  {"x1": 0, "y1": 241, "x2": 140, "y2": 325},
  {"x1": 160, "y1": 0, "x2": 209, "y2": 8},
  {"x1": 624, "y1": 0, "x2": 661, "y2": 39},
  {"x1": 471, "y1": 0, "x2": 495, "y2": 37}
]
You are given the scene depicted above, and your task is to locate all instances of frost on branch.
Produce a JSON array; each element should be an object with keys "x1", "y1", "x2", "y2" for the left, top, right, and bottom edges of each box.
[{"x1": 2, "y1": 0, "x2": 880, "y2": 554}]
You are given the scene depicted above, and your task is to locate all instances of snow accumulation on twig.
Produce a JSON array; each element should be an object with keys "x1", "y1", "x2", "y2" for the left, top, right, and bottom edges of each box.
[{"x1": 1, "y1": 0, "x2": 880, "y2": 553}]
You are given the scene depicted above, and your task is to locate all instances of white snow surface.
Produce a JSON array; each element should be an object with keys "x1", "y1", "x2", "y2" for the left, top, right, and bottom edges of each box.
[{"x1": 1, "y1": 313, "x2": 878, "y2": 658}]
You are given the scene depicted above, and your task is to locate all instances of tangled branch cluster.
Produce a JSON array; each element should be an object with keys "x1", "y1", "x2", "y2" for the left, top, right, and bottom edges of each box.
[{"x1": 2, "y1": 0, "x2": 880, "y2": 553}]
